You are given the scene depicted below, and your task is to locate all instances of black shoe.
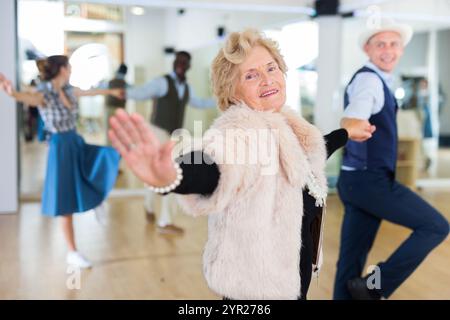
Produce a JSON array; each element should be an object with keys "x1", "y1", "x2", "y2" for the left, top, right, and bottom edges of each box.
[{"x1": 347, "y1": 277, "x2": 381, "y2": 300}]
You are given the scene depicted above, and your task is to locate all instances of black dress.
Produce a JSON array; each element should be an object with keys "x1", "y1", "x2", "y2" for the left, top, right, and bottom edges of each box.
[{"x1": 172, "y1": 128, "x2": 348, "y2": 299}]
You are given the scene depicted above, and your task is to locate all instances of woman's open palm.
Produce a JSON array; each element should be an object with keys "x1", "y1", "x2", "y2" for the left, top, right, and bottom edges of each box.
[{"x1": 108, "y1": 109, "x2": 177, "y2": 187}]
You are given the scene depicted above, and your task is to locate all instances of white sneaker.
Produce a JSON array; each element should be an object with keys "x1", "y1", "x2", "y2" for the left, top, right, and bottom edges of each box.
[{"x1": 66, "y1": 251, "x2": 92, "y2": 269}]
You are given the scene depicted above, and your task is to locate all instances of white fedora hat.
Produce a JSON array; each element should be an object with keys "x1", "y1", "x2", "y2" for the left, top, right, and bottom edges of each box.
[{"x1": 358, "y1": 18, "x2": 413, "y2": 50}]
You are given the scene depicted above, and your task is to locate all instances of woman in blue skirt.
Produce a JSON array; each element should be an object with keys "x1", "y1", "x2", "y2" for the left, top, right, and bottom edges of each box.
[{"x1": 0, "y1": 55, "x2": 122, "y2": 268}]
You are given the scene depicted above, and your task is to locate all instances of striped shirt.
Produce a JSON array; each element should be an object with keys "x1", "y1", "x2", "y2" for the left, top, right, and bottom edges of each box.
[{"x1": 37, "y1": 82, "x2": 78, "y2": 133}]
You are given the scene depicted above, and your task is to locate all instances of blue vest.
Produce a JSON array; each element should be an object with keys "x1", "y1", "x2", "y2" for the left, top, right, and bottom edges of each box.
[{"x1": 342, "y1": 66, "x2": 398, "y2": 172}]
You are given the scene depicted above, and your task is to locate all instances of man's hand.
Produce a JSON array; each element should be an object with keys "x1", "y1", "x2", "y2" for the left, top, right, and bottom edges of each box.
[
  {"x1": 109, "y1": 88, "x2": 125, "y2": 100},
  {"x1": 341, "y1": 117, "x2": 376, "y2": 142}
]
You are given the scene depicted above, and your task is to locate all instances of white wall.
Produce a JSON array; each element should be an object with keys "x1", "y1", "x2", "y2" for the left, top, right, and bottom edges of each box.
[
  {"x1": 397, "y1": 32, "x2": 429, "y2": 76},
  {"x1": 173, "y1": 8, "x2": 300, "y2": 51},
  {"x1": 0, "y1": 0, "x2": 18, "y2": 213},
  {"x1": 123, "y1": 7, "x2": 166, "y2": 84},
  {"x1": 315, "y1": 16, "x2": 343, "y2": 133},
  {"x1": 122, "y1": 7, "x2": 165, "y2": 116},
  {"x1": 340, "y1": 18, "x2": 370, "y2": 89},
  {"x1": 185, "y1": 43, "x2": 222, "y2": 134},
  {"x1": 18, "y1": 0, "x2": 65, "y2": 57},
  {"x1": 17, "y1": 0, "x2": 65, "y2": 84}
]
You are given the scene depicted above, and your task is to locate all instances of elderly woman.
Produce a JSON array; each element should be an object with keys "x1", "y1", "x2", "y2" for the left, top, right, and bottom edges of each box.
[{"x1": 108, "y1": 29, "x2": 374, "y2": 299}]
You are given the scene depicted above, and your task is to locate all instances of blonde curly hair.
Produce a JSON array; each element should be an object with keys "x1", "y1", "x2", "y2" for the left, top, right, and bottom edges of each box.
[{"x1": 211, "y1": 29, "x2": 287, "y2": 111}]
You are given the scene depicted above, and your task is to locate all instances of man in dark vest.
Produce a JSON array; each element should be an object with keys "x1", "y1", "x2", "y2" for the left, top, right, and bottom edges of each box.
[
  {"x1": 334, "y1": 19, "x2": 449, "y2": 300},
  {"x1": 126, "y1": 51, "x2": 215, "y2": 235}
]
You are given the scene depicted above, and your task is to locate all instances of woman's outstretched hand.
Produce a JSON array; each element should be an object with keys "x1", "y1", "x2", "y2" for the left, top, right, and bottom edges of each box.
[
  {"x1": 109, "y1": 88, "x2": 125, "y2": 99},
  {"x1": 341, "y1": 117, "x2": 376, "y2": 142},
  {"x1": 0, "y1": 73, "x2": 13, "y2": 96},
  {"x1": 108, "y1": 109, "x2": 177, "y2": 187}
]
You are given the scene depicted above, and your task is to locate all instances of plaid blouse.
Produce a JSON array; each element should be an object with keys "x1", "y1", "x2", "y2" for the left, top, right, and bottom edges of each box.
[{"x1": 37, "y1": 82, "x2": 78, "y2": 133}]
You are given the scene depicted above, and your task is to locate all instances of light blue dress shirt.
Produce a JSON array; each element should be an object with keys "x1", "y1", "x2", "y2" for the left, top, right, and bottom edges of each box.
[
  {"x1": 126, "y1": 71, "x2": 216, "y2": 109},
  {"x1": 343, "y1": 61, "x2": 394, "y2": 120}
]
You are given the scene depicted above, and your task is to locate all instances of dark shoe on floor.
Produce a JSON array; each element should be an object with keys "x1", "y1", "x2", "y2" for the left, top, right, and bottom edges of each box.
[{"x1": 347, "y1": 277, "x2": 381, "y2": 300}]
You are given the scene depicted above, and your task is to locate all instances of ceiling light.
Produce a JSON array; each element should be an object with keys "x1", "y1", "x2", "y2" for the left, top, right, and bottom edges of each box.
[{"x1": 131, "y1": 6, "x2": 145, "y2": 16}]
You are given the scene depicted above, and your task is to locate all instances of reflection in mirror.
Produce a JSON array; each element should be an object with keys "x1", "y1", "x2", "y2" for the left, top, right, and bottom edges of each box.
[{"x1": 17, "y1": 0, "x2": 311, "y2": 197}]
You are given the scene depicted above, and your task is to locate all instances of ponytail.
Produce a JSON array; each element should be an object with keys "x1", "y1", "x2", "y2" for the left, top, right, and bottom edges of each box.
[{"x1": 41, "y1": 55, "x2": 69, "y2": 81}]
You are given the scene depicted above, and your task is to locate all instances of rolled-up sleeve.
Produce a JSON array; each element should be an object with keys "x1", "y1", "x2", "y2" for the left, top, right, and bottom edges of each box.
[{"x1": 343, "y1": 72, "x2": 384, "y2": 120}]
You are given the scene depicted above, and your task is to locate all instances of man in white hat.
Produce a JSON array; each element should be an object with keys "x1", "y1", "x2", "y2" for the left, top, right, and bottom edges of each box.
[{"x1": 333, "y1": 19, "x2": 449, "y2": 300}]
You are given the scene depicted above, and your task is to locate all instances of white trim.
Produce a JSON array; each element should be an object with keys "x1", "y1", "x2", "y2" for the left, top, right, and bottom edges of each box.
[
  {"x1": 64, "y1": 17, "x2": 124, "y2": 33},
  {"x1": 69, "y1": 0, "x2": 315, "y2": 15},
  {"x1": 339, "y1": 0, "x2": 398, "y2": 14},
  {"x1": 354, "y1": 10, "x2": 450, "y2": 25}
]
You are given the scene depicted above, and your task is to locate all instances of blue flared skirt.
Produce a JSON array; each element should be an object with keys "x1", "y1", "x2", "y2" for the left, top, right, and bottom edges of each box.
[{"x1": 42, "y1": 130, "x2": 120, "y2": 216}]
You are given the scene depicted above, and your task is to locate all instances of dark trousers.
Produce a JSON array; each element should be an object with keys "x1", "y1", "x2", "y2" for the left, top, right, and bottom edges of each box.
[{"x1": 333, "y1": 169, "x2": 449, "y2": 299}]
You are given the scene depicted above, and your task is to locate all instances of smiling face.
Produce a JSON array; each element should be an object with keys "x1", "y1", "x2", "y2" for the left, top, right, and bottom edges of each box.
[
  {"x1": 364, "y1": 31, "x2": 404, "y2": 73},
  {"x1": 233, "y1": 46, "x2": 286, "y2": 112}
]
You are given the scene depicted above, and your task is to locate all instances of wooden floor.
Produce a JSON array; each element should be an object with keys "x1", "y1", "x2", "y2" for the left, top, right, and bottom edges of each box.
[
  {"x1": 0, "y1": 190, "x2": 449, "y2": 300},
  {"x1": 5, "y1": 131, "x2": 449, "y2": 299}
]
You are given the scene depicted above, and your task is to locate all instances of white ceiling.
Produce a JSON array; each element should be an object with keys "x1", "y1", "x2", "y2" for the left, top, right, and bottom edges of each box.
[
  {"x1": 68, "y1": 0, "x2": 315, "y2": 14},
  {"x1": 56, "y1": 0, "x2": 450, "y2": 30}
]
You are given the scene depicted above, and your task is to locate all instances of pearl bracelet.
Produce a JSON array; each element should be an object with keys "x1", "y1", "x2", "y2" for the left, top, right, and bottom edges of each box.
[{"x1": 145, "y1": 162, "x2": 183, "y2": 194}]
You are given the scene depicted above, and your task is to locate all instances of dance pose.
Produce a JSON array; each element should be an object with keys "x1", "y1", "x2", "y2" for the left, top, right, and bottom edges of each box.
[
  {"x1": 0, "y1": 55, "x2": 123, "y2": 268},
  {"x1": 108, "y1": 29, "x2": 373, "y2": 299},
  {"x1": 334, "y1": 19, "x2": 449, "y2": 300}
]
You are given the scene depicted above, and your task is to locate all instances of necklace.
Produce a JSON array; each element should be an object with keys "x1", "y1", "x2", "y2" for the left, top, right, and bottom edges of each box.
[{"x1": 306, "y1": 171, "x2": 327, "y2": 207}]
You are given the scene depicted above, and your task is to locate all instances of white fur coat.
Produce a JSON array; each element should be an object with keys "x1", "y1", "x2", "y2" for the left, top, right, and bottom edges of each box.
[{"x1": 177, "y1": 103, "x2": 327, "y2": 300}]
